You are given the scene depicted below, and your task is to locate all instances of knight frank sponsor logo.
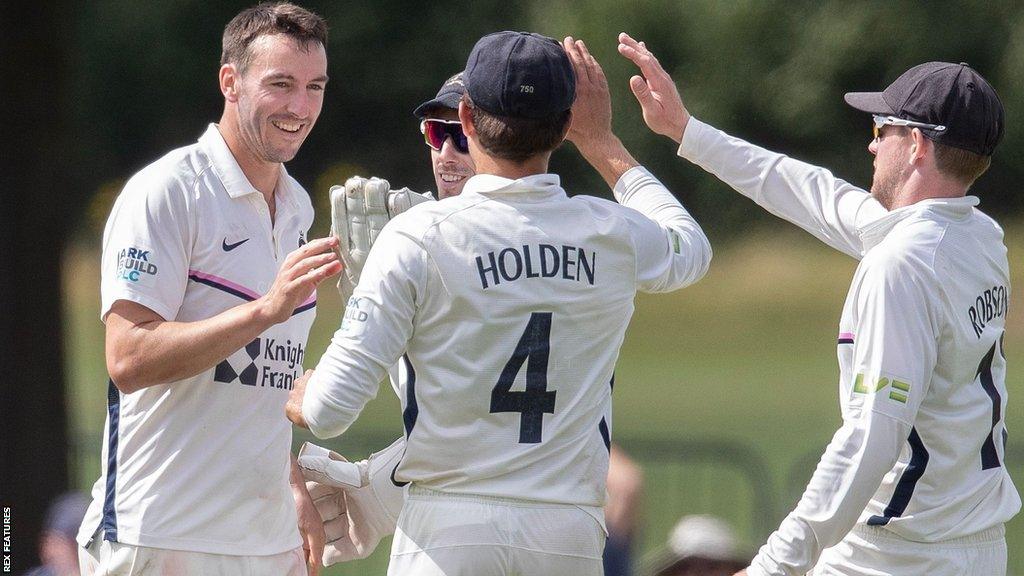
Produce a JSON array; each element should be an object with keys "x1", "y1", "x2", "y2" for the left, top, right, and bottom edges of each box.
[
  {"x1": 214, "y1": 338, "x2": 305, "y2": 389},
  {"x1": 115, "y1": 246, "x2": 158, "y2": 282}
]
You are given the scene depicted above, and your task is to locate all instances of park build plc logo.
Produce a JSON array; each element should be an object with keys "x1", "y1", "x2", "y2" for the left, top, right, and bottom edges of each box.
[{"x1": 115, "y1": 246, "x2": 158, "y2": 282}]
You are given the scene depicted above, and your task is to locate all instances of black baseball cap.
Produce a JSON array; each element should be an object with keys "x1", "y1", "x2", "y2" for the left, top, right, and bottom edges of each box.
[
  {"x1": 464, "y1": 31, "x2": 575, "y2": 119},
  {"x1": 845, "y1": 62, "x2": 1004, "y2": 156},
  {"x1": 413, "y1": 72, "x2": 466, "y2": 118}
]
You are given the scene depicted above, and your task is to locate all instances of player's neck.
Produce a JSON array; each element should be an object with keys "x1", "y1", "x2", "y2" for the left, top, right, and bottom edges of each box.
[
  {"x1": 890, "y1": 172, "x2": 968, "y2": 210},
  {"x1": 472, "y1": 153, "x2": 551, "y2": 181},
  {"x1": 216, "y1": 118, "x2": 281, "y2": 207}
]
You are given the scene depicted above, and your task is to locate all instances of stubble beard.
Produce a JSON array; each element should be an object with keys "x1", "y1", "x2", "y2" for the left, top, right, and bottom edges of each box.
[
  {"x1": 237, "y1": 98, "x2": 297, "y2": 165},
  {"x1": 870, "y1": 159, "x2": 910, "y2": 211}
]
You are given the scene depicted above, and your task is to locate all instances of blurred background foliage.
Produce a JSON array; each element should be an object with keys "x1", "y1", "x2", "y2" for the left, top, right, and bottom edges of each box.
[{"x1": 69, "y1": 0, "x2": 1024, "y2": 245}]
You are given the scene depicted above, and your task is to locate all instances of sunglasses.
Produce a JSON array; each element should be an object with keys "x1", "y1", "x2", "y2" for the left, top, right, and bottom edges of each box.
[
  {"x1": 872, "y1": 115, "x2": 947, "y2": 140},
  {"x1": 420, "y1": 119, "x2": 469, "y2": 154}
]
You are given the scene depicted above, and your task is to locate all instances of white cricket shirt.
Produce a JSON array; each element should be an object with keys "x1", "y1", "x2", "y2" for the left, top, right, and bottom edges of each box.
[
  {"x1": 77, "y1": 125, "x2": 316, "y2": 555},
  {"x1": 678, "y1": 118, "x2": 1020, "y2": 575},
  {"x1": 304, "y1": 167, "x2": 711, "y2": 508}
]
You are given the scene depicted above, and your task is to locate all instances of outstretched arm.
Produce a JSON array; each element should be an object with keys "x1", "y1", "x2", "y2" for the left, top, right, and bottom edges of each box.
[
  {"x1": 617, "y1": 32, "x2": 885, "y2": 259},
  {"x1": 564, "y1": 36, "x2": 711, "y2": 292}
]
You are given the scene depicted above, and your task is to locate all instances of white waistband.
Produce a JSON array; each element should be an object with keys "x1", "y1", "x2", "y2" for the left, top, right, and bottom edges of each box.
[{"x1": 852, "y1": 523, "x2": 1005, "y2": 547}]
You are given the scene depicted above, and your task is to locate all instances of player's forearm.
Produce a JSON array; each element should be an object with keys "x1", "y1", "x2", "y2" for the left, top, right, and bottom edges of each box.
[
  {"x1": 105, "y1": 298, "x2": 277, "y2": 392},
  {"x1": 615, "y1": 166, "x2": 712, "y2": 291},
  {"x1": 289, "y1": 453, "x2": 313, "y2": 503},
  {"x1": 290, "y1": 453, "x2": 306, "y2": 488},
  {"x1": 303, "y1": 342, "x2": 390, "y2": 439},
  {"x1": 678, "y1": 117, "x2": 881, "y2": 259},
  {"x1": 575, "y1": 134, "x2": 640, "y2": 189},
  {"x1": 748, "y1": 414, "x2": 907, "y2": 576}
]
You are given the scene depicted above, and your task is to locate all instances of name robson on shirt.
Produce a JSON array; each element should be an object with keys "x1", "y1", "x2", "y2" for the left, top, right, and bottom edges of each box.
[
  {"x1": 968, "y1": 285, "x2": 1008, "y2": 339},
  {"x1": 115, "y1": 246, "x2": 158, "y2": 282}
]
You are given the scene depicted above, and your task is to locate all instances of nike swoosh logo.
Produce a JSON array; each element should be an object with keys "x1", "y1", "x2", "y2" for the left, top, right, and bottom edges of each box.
[{"x1": 222, "y1": 238, "x2": 250, "y2": 251}]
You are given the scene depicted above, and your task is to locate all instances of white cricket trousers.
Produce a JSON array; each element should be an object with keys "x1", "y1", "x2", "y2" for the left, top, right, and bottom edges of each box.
[
  {"x1": 78, "y1": 538, "x2": 307, "y2": 575},
  {"x1": 388, "y1": 486, "x2": 607, "y2": 576},
  {"x1": 811, "y1": 523, "x2": 1006, "y2": 576}
]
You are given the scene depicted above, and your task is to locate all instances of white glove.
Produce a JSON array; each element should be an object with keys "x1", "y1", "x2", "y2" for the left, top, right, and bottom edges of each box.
[
  {"x1": 330, "y1": 177, "x2": 435, "y2": 301},
  {"x1": 297, "y1": 437, "x2": 407, "y2": 565}
]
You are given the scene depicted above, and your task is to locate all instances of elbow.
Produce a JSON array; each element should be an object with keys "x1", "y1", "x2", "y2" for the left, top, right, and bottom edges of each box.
[
  {"x1": 107, "y1": 359, "x2": 144, "y2": 394},
  {"x1": 303, "y1": 389, "x2": 361, "y2": 440},
  {"x1": 674, "y1": 231, "x2": 713, "y2": 289},
  {"x1": 693, "y1": 234, "x2": 713, "y2": 281},
  {"x1": 106, "y1": 351, "x2": 156, "y2": 394},
  {"x1": 305, "y1": 407, "x2": 355, "y2": 440}
]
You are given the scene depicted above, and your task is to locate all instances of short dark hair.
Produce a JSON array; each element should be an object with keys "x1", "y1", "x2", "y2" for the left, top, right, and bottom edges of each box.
[
  {"x1": 932, "y1": 140, "x2": 992, "y2": 188},
  {"x1": 463, "y1": 95, "x2": 571, "y2": 163},
  {"x1": 221, "y1": 2, "x2": 328, "y2": 73}
]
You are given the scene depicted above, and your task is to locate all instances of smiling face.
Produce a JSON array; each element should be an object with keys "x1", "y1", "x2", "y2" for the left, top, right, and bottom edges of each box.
[
  {"x1": 223, "y1": 33, "x2": 328, "y2": 165},
  {"x1": 426, "y1": 108, "x2": 476, "y2": 199}
]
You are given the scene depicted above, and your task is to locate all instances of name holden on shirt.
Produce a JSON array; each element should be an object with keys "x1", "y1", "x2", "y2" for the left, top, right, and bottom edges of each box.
[
  {"x1": 115, "y1": 247, "x2": 158, "y2": 282},
  {"x1": 476, "y1": 244, "x2": 596, "y2": 290}
]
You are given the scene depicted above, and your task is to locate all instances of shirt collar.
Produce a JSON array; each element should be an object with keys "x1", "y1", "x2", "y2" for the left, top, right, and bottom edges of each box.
[
  {"x1": 200, "y1": 124, "x2": 261, "y2": 199},
  {"x1": 198, "y1": 124, "x2": 299, "y2": 208},
  {"x1": 859, "y1": 195, "x2": 980, "y2": 250},
  {"x1": 461, "y1": 172, "x2": 567, "y2": 202}
]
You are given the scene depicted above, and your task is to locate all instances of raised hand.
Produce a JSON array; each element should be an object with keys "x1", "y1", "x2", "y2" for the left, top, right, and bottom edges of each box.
[
  {"x1": 260, "y1": 237, "x2": 341, "y2": 324},
  {"x1": 617, "y1": 32, "x2": 690, "y2": 142},
  {"x1": 563, "y1": 36, "x2": 614, "y2": 153}
]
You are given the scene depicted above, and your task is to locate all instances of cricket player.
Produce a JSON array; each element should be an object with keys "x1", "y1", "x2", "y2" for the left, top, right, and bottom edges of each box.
[
  {"x1": 287, "y1": 32, "x2": 711, "y2": 575},
  {"x1": 617, "y1": 33, "x2": 1019, "y2": 576},
  {"x1": 415, "y1": 72, "x2": 477, "y2": 199},
  {"x1": 76, "y1": 4, "x2": 339, "y2": 575},
  {"x1": 299, "y1": 69, "x2": 645, "y2": 574},
  {"x1": 290, "y1": 72, "x2": 481, "y2": 569}
]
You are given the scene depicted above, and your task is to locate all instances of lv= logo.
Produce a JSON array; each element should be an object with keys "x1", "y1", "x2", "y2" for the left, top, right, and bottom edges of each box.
[{"x1": 854, "y1": 373, "x2": 911, "y2": 404}]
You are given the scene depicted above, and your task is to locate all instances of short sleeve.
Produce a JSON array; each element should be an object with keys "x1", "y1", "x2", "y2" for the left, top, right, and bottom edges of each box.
[{"x1": 100, "y1": 172, "x2": 192, "y2": 321}]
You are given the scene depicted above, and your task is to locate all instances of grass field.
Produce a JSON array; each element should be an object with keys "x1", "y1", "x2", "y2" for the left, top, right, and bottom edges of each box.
[{"x1": 63, "y1": 222, "x2": 1024, "y2": 574}]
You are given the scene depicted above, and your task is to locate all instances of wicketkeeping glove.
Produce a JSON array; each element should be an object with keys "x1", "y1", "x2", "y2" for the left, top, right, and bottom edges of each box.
[
  {"x1": 297, "y1": 437, "x2": 407, "y2": 565},
  {"x1": 330, "y1": 177, "x2": 435, "y2": 301}
]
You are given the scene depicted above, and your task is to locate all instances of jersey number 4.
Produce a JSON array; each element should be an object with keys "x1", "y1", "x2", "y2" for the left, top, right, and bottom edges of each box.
[{"x1": 490, "y1": 312, "x2": 556, "y2": 444}]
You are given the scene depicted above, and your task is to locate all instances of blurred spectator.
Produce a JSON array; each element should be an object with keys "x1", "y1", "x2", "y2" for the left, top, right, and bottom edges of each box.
[
  {"x1": 25, "y1": 492, "x2": 89, "y2": 576},
  {"x1": 604, "y1": 445, "x2": 645, "y2": 576},
  {"x1": 644, "y1": 514, "x2": 751, "y2": 576}
]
